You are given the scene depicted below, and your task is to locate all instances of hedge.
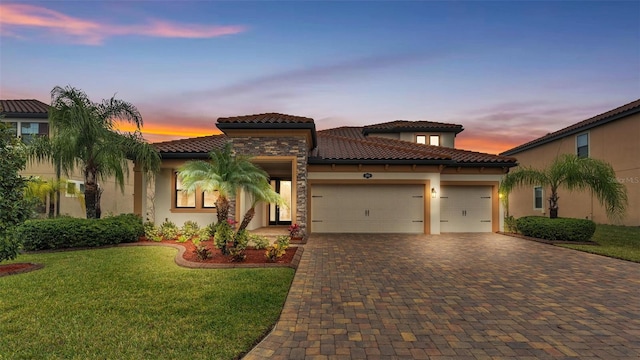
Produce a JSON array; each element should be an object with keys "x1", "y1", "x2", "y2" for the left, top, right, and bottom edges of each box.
[
  {"x1": 515, "y1": 216, "x2": 596, "y2": 242},
  {"x1": 17, "y1": 214, "x2": 144, "y2": 251}
]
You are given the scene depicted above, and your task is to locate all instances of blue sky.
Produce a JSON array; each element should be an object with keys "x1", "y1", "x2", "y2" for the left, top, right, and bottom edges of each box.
[{"x1": 1, "y1": 1, "x2": 638, "y2": 153}]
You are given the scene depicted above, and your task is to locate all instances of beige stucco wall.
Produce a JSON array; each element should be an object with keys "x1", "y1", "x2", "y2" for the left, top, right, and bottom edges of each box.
[
  {"x1": 369, "y1": 132, "x2": 456, "y2": 147},
  {"x1": 23, "y1": 160, "x2": 134, "y2": 218},
  {"x1": 506, "y1": 113, "x2": 639, "y2": 226}
]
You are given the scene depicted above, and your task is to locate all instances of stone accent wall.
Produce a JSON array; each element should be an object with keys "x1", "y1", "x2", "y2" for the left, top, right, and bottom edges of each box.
[{"x1": 229, "y1": 137, "x2": 308, "y2": 232}]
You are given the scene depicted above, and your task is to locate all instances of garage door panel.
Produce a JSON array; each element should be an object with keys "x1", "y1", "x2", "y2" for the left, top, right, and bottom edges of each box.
[
  {"x1": 311, "y1": 184, "x2": 425, "y2": 233},
  {"x1": 440, "y1": 186, "x2": 492, "y2": 232}
]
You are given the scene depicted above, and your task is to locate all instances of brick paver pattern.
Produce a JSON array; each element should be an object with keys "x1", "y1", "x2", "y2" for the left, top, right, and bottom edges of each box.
[{"x1": 244, "y1": 233, "x2": 640, "y2": 359}]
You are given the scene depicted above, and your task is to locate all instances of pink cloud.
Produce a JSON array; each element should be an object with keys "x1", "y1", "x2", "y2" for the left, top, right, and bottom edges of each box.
[{"x1": 0, "y1": 3, "x2": 246, "y2": 45}]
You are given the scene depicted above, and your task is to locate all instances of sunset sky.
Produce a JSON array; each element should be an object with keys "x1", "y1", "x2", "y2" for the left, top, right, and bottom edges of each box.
[{"x1": 1, "y1": 1, "x2": 638, "y2": 154}]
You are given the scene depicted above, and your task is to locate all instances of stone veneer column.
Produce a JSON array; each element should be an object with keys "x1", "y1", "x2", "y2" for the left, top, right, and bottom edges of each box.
[{"x1": 229, "y1": 137, "x2": 308, "y2": 232}]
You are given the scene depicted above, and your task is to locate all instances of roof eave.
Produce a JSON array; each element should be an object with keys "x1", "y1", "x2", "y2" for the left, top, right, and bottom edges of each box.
[
  {"x1": 363, "y1": 127, "x2": 464, "y2": 135},
  {"x1": 1, "y1": 112, "x2": 48, "y2": 119},
  {"x1": 159, "y1": 152, "x2": 211, "y2": 159},
  {"x1": 307, "y1": 158, "x2": 456, "y2": 165}
]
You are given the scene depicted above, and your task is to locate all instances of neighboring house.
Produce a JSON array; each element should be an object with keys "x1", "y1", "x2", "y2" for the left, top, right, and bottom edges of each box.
[
  {"x1": 501, "y1": 99, "x2": 640, "y2": 226},
  {"x1": 137, "y1": 113, "x2": 517, "y2": 234},
  {"x1": 0, "y1": 99, "x2": 135, "y2": 218}
]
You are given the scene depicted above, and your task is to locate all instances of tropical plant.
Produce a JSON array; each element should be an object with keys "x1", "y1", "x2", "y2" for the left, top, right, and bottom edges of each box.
[
  {"x1": 0, "y1": 122, "x2": 33, "y2": 262},
  {"x1": 177, "y1": 143, "x2": 284, "y2": 253},
  {"x1": 159, "y1": 220, "x2": 179, "y2": 240},
  {"x1": 181, "y1": 220, "x2": 200, "y2": 237},
  {"x1": 29, "y1": 85, "x2": 160, "y2": 219},
  {"x1": 500, "y1": 154, "x2": 627, "y2": 220}
]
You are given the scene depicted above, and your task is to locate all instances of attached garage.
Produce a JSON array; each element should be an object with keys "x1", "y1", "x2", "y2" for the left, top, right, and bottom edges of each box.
[
  {"x1": 440, "y1": 186, "x2": 493, "y2": 232},
  {"x1": 311, "y1": 184, "x2": 427, "y2": 233}
]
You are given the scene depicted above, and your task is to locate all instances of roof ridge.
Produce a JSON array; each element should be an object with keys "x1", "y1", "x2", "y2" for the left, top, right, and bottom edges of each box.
[{"x1": 152, "y1": 133, "x2": 225, "y2": 145}]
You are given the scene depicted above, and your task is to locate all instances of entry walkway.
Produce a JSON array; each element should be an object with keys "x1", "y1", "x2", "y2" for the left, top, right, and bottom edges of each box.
[{"x1": 244, "y1": 233, "x2": 640, "y2": 359}]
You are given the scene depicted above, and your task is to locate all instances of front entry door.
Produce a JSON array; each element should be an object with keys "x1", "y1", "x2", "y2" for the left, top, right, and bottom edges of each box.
[{"x1": 269, "y1": 179, "x2": 292, "y2": 225}]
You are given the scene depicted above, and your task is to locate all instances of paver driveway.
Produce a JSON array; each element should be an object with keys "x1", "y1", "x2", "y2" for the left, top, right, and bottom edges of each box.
[{"x1": 245, "y1": 233, "x2": 640, "y2": 359}]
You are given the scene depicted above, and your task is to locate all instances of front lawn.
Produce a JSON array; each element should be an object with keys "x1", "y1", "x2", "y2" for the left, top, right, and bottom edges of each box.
[
  {"x1": 0, "y1": 246, "x2": 294, "y2": 359},
  {"x1": 559, "y1": 224, "x2": 640, "y2": 263}
]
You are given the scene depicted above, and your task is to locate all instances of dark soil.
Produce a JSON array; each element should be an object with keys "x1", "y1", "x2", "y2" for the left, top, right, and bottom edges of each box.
[
  {"x1": 139, "y1": 238, "x2": 297, "y2": 264},
  {"x1": 0, "y1": 263, "x2": 43, "y2": 277}
]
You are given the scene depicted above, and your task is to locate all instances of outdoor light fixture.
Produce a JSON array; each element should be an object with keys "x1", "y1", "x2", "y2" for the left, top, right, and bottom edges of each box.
[{"x1": 431, "y1": 188, "x2": 437, "y2": 198}]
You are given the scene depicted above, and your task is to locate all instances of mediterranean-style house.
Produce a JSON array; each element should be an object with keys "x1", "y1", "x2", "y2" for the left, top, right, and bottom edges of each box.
[
  {"x1": 0, "y1": 99, "x2": 135, "y2": 218},
  {"x1": 137, "y1": 113, "x2": 517, "y2": 234},
  {"x1": 501, "y1": 99, "x2": 640, "y2": 226}
]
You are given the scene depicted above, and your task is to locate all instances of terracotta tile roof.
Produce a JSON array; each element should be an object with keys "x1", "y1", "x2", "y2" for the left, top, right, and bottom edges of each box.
[
  {"x1": 363, "y1": 120, "x2": 464, "y2": 134},
  {"x1": 217, "y1": 112, "x2": 314, "y2": 124},
  {"x1": 153, "y1": 134, "x2": 227, "y2": 155},
  {"x1": 314, "y1": 128, "x2": 516, "y2": 165},
  {"x1": 0, "y1": 99, "x2": 49, "y2": 117},
  {"x1": 502, "y1": 98, "x2": 640, "y2": 155},
  {"x1": 312, "y1": 133, "x2": 452, "y2": 162}
]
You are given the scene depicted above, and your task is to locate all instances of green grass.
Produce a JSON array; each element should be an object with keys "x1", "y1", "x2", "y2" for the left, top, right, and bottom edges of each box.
[
  {"x1": 559, "y1": 224, "x2": 640, "y2": 263},
  {"x1": 0, "y1": 246, "x2": 294, "y2": 360}
]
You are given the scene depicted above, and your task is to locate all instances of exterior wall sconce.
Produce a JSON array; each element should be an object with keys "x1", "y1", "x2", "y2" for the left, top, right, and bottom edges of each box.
[{"x1": 431, "y1": 188, "x2": 437, "y2": 198}]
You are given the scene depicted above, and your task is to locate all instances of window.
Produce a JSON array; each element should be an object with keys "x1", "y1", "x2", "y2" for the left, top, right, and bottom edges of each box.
[
  {"x1": 203, "y1": 191, "x2": 218, "y2": 208},
  {"x1": 173, "y1": 172, "x2": 217, "y2": 211},
  {"x1": 175, "y1": 174, "x2": 195, "y2": 208},
  {"x1": 533, "y1": 186, "x2": 543, "y2": 211},
  {"x1": 20, "y1": 122, "x2": 49, "y2": 144},
  {"x1": 429, "y1": 135, "x2": 440, "y2": 146},
  {"x1": 7, "y1": 122, "x2": 18, "y2": 136},
  {"x1": 416, "y1": 135, "x2": 426, "y2": 144},
  {"x1": 576, "y1": 133, "x2": 589, "y2": 158},
  {"x1": 66, "y1": 180, "x2": 85, "y2": 197}
]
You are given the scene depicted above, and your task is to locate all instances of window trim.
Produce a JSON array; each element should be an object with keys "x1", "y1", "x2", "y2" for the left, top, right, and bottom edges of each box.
[
  {"x1": 533, "y1": 186, "x2": 544, "y2": 211},
  {"x1": 65, "y1": 180, "x2": 85, "y2": 198},
  {"x1": 576, "y1": 132, "x2": 589, "y2": 158},
  {"x1": 171, "y1": 171, "x2": 217, "y2": 213}
]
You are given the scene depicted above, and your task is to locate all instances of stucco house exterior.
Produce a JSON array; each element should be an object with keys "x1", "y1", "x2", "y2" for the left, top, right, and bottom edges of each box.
[
  {"x1": 501, "y1": 99, "x2": 640, "y2": 226},
  {"x1": 0, "y1": 99, "x2": 135, "y2": 218},
  {"x1": 138, "y1": 113, "x2": 517, "y2": 234}
]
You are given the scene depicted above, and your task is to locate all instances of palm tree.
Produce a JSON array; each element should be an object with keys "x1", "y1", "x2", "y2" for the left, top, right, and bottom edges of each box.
[
  {"x1": 178, "y1": 144, "x2": 283, "y2": 250},
  {"x1": 500, "y1": 154, "x2": 627, "y2": 220},
  {"x1": 30, "y1": 86, "x2": 160, "y2": 219}
]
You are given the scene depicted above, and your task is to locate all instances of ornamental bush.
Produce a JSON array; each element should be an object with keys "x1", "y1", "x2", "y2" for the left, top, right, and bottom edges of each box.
[
  {"x1": 18, "y1": 213, "x2": 144, "y2": 251},
  {"x1": 515, "y1": 216, "x2": 596, "y2": 242}
]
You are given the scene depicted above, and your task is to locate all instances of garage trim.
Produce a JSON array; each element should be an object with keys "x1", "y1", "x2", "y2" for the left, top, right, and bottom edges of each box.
[
  {"x1": 440, "y1": 181, "x2": 500, "y2": 232},
  {"x1": 308, "y1": 179, "x2": 431, "y2": 234}
]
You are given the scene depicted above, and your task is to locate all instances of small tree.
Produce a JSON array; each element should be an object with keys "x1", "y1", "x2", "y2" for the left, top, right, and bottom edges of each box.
[
  {"x1": 0, "y1": 122, "x2": 33, "y2": 262},
  {"x1": 25, "y1": 176, "x2": 84, "y2": 217},
  {"x1": 500, "y1": 154, "x2": 627, "y2": 221},
  {"x1": 178, "y1": 144, "x2": 283, "y2": 254}
]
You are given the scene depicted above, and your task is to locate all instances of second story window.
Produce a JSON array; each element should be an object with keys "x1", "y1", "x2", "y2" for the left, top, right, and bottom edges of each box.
[
  {"x1": 429, "y1": 135, "x2": 440, "y2": 146},
  {"x1": 20, "y1": 122, "x2": 49, "y2": 144},
  {"x1": 416, "y1": 135, "x2": 426, "y2": 144},
  {"x1": 576, "y1": 133, "x2": 589, "y2": 158}
]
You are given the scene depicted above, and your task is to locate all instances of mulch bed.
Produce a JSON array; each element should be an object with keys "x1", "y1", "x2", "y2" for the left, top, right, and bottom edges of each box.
[
  {"x1": 138, "y1": 238, "x2": 298, "y2": 265},
  {"x1": 0, "y1": 263, "x2": 44, "y2": 277}
]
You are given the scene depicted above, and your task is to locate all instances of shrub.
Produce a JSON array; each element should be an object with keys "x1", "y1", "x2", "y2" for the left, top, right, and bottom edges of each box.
[
  {"x1": 159, "y1": 220, "x2": 179, "y2": 240},
  {"x1": 18, "y1": 213, "x2": 144, "y2": 251},
  {"x1": 0, "y1": 232, "x2": 21, "y2": 263},
  {"x1": 516, "y1": 216, "x2": 596, "y2": 242},
  {"x1": 144, "y1": 222, "x2": 163, "y2": 242},
  {"x1": 249, "y1": 234, "x2": 269, "y2": 250},
  {"x1": 204, "y1": 222, "x2": 217, "y2": 237},
  {"x1": 181, "y1": 221, "x2": 200, "y2": 237},
  {"x1": 192, "y1": 229, "x2": 210, "y2": 246},
  {"x1": 504, "y1": 215, "x2": 518, "y2": 233},
  {"x1": 194, "y1": 243, "x2": 212, "y2": 260},
  {"x1": 276, "y1": 235, "x2": 290, "y2": 249},
  {"x1": 234, "y1": 229, "x2": 249, "y2": 250},
  {"x1": 265, "y1": 235, "x2": 291, "y2": 262},
  {"x1": 214, "y1": 221, "x2": 234, "y2": 252},
  {"x1": 177, "y1": 234, "x2": 190, "y2": 243}
]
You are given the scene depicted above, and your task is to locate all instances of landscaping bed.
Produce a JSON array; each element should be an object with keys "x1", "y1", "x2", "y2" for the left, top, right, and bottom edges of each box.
[{"x1": 0, "y1": 263, "x2": 43, "y2": 277}]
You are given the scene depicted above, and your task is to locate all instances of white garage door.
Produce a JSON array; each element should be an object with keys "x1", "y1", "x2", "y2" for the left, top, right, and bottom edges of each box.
[
  {"x1": 311, "y1": 184, "x2": 425, "y2": 233},
  {"x1": 440, "y1": 186, "x2": 492, "y2": 232}
]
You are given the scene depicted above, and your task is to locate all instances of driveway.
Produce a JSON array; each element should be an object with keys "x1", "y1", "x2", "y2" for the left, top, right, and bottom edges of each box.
[{"x1": 245, "y1": 233, "x2": 640, "y2": 359}]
